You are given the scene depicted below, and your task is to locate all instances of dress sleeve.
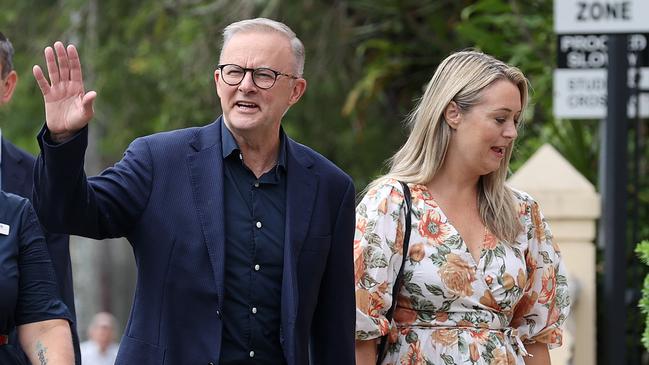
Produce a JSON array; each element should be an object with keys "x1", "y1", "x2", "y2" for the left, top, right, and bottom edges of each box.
[
  {"x1": 354, "y1": 180, "x2": 407, "y2": 340},
  {"x1": 15, "y1": 202, "x2": 71, "y2": 326},
  {"x1": 512, "y1": 198, "x2": 570, "y2": 348}
]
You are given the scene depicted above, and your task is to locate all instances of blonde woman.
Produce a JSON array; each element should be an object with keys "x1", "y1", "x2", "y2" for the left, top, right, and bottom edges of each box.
[{"x1": 354, "y1": 51, "x2": 569, "y2": 365}]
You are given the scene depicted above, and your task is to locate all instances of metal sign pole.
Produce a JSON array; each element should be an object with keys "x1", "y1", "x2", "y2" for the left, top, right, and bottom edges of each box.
[{"x1": 601, "y1": 33, "x2": 628, "y2": 365}]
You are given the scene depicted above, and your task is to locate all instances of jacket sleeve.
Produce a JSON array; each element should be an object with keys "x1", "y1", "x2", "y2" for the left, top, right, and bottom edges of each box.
[
  {"x1": 33, "y1": 125, "x2": 153, "y2": 239},
  {"x1": 309, "y1": 178, "x2": 356, "y2": 364}
]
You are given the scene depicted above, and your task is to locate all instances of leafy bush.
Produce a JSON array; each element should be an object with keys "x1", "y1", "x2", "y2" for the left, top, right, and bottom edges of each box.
[{"x1": 635, "y1": 240, "x2": 649, "y2": 350}]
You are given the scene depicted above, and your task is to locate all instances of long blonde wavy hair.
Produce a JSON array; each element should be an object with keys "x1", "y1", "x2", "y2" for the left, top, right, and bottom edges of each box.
[{"x1": 369, "y1": 50, "x2": 529, "y2": 243}]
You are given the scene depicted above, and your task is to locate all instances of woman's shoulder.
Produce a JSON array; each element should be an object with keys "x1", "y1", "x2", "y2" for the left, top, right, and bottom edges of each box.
[
  {"x1": 0, "y1": 193, "x2": 33, "y2": 244},
  {"x1": 357, "y1": 178, "x2": 409, "y2": 213},
  {"x1": 362, "y1": 178, "x2": 409, "y2": 201},
  {"x1": 508, "y1": 186, "x2": 542, "y2": 213},
  {"x1": 508, "y1": 187, "x2": 551, "y2": 235},
  {"x1": 0, "y1": 191, "x2": 30, "y2": 216},
  {"x1": 509, "y1": 186, "x2": 536, "y2": 203}
]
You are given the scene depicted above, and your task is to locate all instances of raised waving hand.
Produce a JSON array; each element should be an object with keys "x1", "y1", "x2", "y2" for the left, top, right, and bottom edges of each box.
[{"x1": 33, "y1": 42, "x2": 96, "y2": 142}]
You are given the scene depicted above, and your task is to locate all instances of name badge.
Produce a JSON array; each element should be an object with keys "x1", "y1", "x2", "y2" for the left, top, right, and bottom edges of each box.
[{"x1": 0, "y1": 223, "x2": 10, "y2": 235}]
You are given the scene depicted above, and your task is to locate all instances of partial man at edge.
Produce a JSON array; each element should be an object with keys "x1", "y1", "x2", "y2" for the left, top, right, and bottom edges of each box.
[{"x1": 0, "y1": 31, "x2": 79, "y2": 365}]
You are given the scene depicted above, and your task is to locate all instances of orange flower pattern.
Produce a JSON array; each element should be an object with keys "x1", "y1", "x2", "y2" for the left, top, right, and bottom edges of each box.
[
  {"x1": 431, "y1": 329, "x2": 458, "y2": 347},
  {"x1": 354, "y1": 180, "x2": 570, "y2": 364},
  {"x1": 409, "y1": 243, "x2": 426, "y2": 263},
  {"x1": 438, "y1": 253, "x2": 476, "y2": 297},
  {"x1": 469, "y1": 342, "x2": 481, "y2": 362},
  {"x1": 418, "y1": 209, "x2": 451, "y2": 246}
]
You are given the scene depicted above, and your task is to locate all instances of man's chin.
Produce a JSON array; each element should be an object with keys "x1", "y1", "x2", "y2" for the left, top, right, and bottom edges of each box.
[{"x1": 224, "y1": 116, "x2": 260, "y2": 131}]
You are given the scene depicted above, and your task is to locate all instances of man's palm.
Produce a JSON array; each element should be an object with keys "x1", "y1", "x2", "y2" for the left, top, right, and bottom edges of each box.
[{"x1": 33, "y1": 42, "x2": 96, "y2": 138}]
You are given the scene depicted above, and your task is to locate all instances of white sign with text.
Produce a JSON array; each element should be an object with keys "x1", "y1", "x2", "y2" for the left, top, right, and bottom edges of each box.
[
  {"x1": 555, "y1": 0, "x2": 649, "y2": 34},
  {"x1": 553, "y1": 67, "x2": 649, "y2": 118}
]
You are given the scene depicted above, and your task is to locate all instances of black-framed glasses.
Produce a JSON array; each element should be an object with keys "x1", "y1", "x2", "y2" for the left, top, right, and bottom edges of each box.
[{"x1": 217, "y1": 64, "x2": 298, "y2": 90}]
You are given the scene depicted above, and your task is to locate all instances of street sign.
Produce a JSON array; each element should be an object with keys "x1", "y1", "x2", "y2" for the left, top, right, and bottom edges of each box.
[
  {"x1": 555, "y1": 0, "x2": 649, "y2": 34},
  {"x1": 554, "y1": 31, "x2": 648, "y2": 119},
  {"x1": 553, "y1": 67, "x2": 649, "y2": 118},
  {"x1": 553, "y1": 3, "x2": 648, "y2": 362},
  {"x1": 557, "y1": 33, "x2": 649, "y2": 68}
]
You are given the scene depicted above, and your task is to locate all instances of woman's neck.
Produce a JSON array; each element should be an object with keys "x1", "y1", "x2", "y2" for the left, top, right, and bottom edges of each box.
[{"x1": 427, "y1": 161, "x2": 480, "y2": 200}]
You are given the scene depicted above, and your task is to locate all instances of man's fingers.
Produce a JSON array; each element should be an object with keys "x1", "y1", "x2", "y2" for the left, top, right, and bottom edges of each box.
[
  {"x1": 68, "y1": 44, "x2": 83, "y2": 83},
  {"x1": 32, "y1": 65, "x2": 51, "y2": 97},
  {"x1": 82, "y1": 91, "x2": 97, "y2": 107},
  {"x1": 44, "y1": 46, "x2": 59, "y2": 85},
  {"x1": 54, "y1": 42, "x2": 70, "y2": 82},
  {"x1": 82, "y1": 91, "x2": 97, "y2": 117}
]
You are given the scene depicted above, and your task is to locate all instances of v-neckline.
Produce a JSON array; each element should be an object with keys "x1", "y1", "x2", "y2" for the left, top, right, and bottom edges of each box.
[{"x1": 414, "y1": 183, "x2": 487, "y2": 267}]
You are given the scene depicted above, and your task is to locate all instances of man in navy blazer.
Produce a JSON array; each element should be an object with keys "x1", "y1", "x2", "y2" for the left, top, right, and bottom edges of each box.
[
  {"x1": 0, "y1": 31, "x2": 80, "y2": 365},
  {"x1": 32, "y1": 18, "x2": 356, "y2": 364}
]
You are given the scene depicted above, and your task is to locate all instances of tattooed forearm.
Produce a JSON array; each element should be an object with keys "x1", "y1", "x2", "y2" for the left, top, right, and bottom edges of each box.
[{"x1": 35, "y1": 340, "x2": 48, "y2": 365}]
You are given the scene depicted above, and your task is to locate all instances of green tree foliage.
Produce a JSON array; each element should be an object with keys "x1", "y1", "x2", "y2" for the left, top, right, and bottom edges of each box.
[
  {"x1": 340, "y1": 0, "x2": 474, "y2": 187},
  {"x1": 635, "y1": 240, "x2": 649, "y2": 350},
  {"x1": 0, "y1": 0, "x2": 599, "y2": 185},
  {"x1": 343, "y1": 0, "x2": 599, "y2": 183}
]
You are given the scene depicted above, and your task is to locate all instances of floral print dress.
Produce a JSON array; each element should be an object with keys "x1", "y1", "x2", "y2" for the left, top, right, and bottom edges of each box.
[{"x1": 354, "y1": 180, "x2": 570, "y2": 365}]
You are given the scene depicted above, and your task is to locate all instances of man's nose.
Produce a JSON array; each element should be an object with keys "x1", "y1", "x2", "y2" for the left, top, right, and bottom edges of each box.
[{"x1": 238, "y1": 70, "x2": 257, "y2": 92}]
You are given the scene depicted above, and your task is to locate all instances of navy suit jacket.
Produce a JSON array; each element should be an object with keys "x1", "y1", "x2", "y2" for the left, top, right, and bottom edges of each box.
[
  {"x1": 2, "y1": 138, "x2": 80, "y2": 365},
  {"x1": 33, "y1": 118, "x2": 356, "y2": 365}
]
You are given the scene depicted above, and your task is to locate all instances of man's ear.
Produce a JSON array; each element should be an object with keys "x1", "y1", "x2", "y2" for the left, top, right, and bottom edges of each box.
[
  {"x1": 443, "y1": 100, "x2": 461, "y2": 130},
  {"x1": 0, "y1": 70, "x2": 18, "y2": 105},
  {"x1": 213, "y1": 69, "x2": 222, "y2": 98},
  {"x1": 287, "y1": 78, "x2": 307, "y2": 106}
]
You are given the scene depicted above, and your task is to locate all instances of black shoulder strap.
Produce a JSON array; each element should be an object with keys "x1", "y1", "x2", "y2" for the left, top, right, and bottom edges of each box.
[
  {"x1": 386, "y1": 180, "x2": 412, "y2": 321},
  {"x1": 376, "y1": 181, "x2": 412, "y2": 363}
]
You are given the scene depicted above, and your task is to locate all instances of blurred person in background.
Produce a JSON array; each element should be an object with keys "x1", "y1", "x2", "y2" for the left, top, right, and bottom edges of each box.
[
  {"x1": 31, "y1": 17, "x2": 355, "y2": 365},
  {"x1": 80, "y1": 312, "x2": 118, "y2": 365},
  {"x1": 0, "y1": 30, "x2": 79, "y2": 365}
]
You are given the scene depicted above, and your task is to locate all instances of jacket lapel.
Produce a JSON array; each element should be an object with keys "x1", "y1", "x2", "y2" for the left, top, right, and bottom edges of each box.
[
  {"x1": 281, "y1": 138, "x2": 318, "y2": 362},
  {"x1": 187, "y1": 120, "x2": 226, "y2": 308},
  {"x1": 285, "y1": 140, "x2": 317, "y2": 259}
]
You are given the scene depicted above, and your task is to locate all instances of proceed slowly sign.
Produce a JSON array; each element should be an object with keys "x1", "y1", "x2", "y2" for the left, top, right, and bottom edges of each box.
[
  {"x1": 557, "y1": 33, "x2": 648, "y2": 68},
  {"x1": 553, "y1": 33, "x2": 649, "y2": 118}
]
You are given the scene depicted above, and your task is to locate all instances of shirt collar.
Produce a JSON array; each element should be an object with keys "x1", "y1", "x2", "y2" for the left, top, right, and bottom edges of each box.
[{"x1": 221, "y1": 119, "x2": 287, "y2": 171}]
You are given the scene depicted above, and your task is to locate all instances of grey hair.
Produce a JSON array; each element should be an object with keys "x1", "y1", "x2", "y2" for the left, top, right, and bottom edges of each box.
[
  {"x1": 0, "y1": 32, "x2": 14, "y2": 79},
  {"x1": 220, "y1": 18, "x2": 305, "y2": 76}
]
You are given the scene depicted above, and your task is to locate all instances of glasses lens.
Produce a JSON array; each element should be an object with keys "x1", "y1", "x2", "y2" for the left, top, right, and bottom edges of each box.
[
  {"x1": 253, "y1": 68, "x2": 276, "y2": 89},
  {"x1": 219, "y1": 65, "x2": 280, "y2": 89},
  {"x1": 221, "y1": 65, "x2": 244, "y2": 85}
]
